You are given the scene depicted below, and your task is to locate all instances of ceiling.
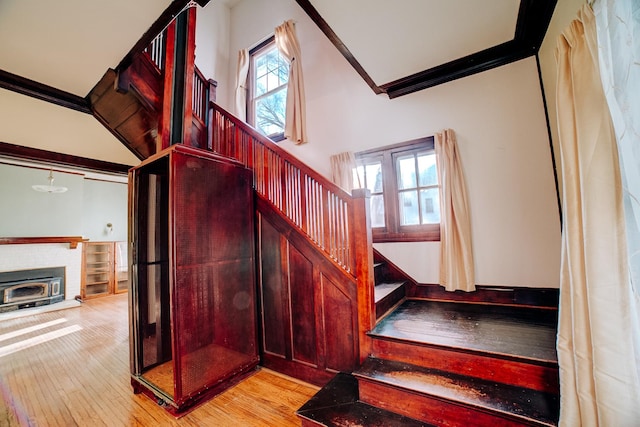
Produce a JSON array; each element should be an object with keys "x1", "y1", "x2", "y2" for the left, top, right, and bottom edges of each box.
[
  {"x1": 0, "y1": 0, "x2": 556, "y2": 167},
  {"x1": 0, "y1": 0, "x2": 173, "y2": 97},
  {"x1": 296, "y1": 0, "x2": 557, "y2": 98},
  {"x1": 0, "y1": 0, "x2": 183, "y2": 167}
]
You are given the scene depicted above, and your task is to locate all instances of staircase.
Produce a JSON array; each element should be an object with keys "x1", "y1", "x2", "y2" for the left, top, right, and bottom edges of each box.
[
  {"x1": 96, "y1": 23, "x2": 560, "y2": 424},
  {"x1": 297, "y1": 251, "x2": 560, "y2": 426}
]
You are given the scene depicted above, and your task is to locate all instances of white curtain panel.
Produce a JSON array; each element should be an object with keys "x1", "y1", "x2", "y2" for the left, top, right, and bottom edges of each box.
[
  {"x1": 234, "y1": 48, "x2": 249, "y2": 121},
  {"x1": 555, "y1": 5, "x2": 640, "y2": 426},
  {"x1": 434, "y1": 129, "x2": 475, "y2": 292},
  {"x1": 330, "y1": 151, "x2": 356, "y2": 192},
  {"x1": 275, "y1": 20, "x2": 308, "y2": 144},
  {"x1": 594, "y1": 0, "x2": 640, "y2": 306}
]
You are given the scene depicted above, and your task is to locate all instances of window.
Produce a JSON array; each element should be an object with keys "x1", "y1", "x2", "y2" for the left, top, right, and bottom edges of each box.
[
  {"x1": 248, "y1": 37, "x2": 289, "y2": 141},
  {"x1": 354, "y1": 137, "x2": 440, "y2": 242}
]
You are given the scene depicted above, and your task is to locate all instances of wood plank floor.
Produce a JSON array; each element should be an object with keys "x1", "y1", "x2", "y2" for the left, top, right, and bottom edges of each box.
[
  {"x1": 0, "y1": 294, "x2": 318, "y2": 426},
  {"x1": 370, "y1": 299, "x2": 558, "y2": 362}
]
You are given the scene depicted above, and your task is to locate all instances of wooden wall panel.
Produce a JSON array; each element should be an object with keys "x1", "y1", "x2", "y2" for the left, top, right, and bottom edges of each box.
[
  {"x1": 321, "y1": 273, "x2": 357, "y2": 372},
  {"x1": 259, "y1": 216, "x2": 287, "y2": 357},
  {"x1": 257, "y1": 206, "x2": 360, "y2": 385},
  {"x1": 288, "y1": 245, "x2": 317, "y2": 366}
]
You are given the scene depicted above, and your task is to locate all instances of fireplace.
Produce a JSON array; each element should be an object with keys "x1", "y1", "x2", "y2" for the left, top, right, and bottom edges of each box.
[{"x1": 0, "y1": 267, "x2": 65, "y2": 313}]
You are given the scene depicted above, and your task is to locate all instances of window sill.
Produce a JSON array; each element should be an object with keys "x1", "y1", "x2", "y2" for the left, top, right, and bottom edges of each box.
[
  {"x1": 269, "y1": 133, "x2": 285, "y2": 142},
  {"x1": 372, "y1": 228, "x2": 440, "y2": 243}
]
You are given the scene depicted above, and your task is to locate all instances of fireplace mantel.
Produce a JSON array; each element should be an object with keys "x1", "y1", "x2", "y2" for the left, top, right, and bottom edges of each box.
[{"x1": 0, "y1": 236, "x2": 87, "y2": 249}]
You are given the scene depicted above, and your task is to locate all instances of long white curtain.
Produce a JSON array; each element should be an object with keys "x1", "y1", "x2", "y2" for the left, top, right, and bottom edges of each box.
[
  {"x1": 275, "y1": 20, "x2": 307, "y2": 144},
  {"x1": 234, "y1": 48, "x2": 249, "y2": 121},
  {"x1": 330, "y1": 151, "x2": 356, "y2": 192},
  {"x1": 435, "y1": 129, "x2": 475, "y2": 292},
  {"x1": 594, "y1": 0, "x2": 640, "y2": 306},
  {"x1": 555, "y1": 5, "x2": 640, "y2": 425}
]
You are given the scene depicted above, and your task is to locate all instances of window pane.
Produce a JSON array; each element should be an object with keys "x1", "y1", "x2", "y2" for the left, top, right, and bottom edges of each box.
[
  {"x1": 267, "y1": 69, "x2": 280, "y2": 92},
  {"x1": 277, "y1": 58, "x2": 289, "y2": 84},
  {"x1": 256, "y1": 56, "x2": 267, "y2": 78},
  {"x1": 420, "y1": 188, "x2": 440, "y2": 224},
  {"x1": 398, "y1": 190, "x2": 419, "y2": 225},
  {"x1": 397, "y1": 155, "x2": 417, "y2": 190},
  {"x1": 370, "y1": 194, "x2": 385, "y2": 228},
  {"x1": 266, "y1": 50, "x2": 279, "y2": 71},
  {"x1": 365, "y1": 163, "x2": 383, "y2": 193},
  {"x1": 418, "y1": 153, "x2": 438, "y2": 186},
  {"x1": 255, "y1": 87, "x2": 286, "y2": 136},
  {"x1": 256, "y1": 74, "x2": 267, "y2": 96}
]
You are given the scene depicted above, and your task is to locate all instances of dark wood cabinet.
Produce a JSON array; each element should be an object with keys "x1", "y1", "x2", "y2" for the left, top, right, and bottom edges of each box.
[{"x1": 128, "y1": 144, "x2": 258, "y2": 415}]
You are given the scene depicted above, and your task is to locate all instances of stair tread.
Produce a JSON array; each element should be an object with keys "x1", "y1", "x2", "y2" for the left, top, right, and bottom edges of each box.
[
  {"x1": 297, "y1": 373, "x2": 432, "y2": 427},
  {"x1": 355, "y1": 358, "x2": 559, "y2": 426},
  {"x1": 374, "y1": 282, "x2": 404, "y2": 303},
  {"x1": 370, "y1": 299, "x2": 558, "y2": 363}
]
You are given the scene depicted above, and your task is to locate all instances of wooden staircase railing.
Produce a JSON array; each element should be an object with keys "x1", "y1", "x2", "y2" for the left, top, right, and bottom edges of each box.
[
  {"x1": 143, "y1": 30, "x2": 165, "y2": 71},
  {"x1": 208, "y1": 102, "x2": 364, "y2": 275},
  {"x1": 205, "y1": 102, "x2": 376, "y2": 363}
]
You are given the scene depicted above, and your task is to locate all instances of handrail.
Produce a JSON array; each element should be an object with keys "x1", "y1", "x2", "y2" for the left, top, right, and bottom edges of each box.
[{"x1": 209, "y1": 102, "x2": 358, "y2": 275}]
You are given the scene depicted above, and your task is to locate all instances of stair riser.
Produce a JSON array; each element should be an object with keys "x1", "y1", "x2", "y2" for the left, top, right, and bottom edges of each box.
[
  {"x1": 376, "y1": 286, "x2": 406, "y2": 319},
  {"x1": 359, "y1": 379, "x2": 547, "y2": 427},
  {"x1": 372, "y1": 339, "x2": 559, "y2": 394},
  {"x1": 299, "y1": 417, "x2": 326, "y2": 427}
]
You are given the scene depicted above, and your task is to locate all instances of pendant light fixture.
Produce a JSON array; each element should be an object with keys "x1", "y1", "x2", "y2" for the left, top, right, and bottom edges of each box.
[{"x1": 32, "y1": 168, "x2": 68, "y2": 193}]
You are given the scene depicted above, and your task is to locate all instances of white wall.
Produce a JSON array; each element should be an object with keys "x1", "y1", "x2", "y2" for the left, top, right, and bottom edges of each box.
[
  {"x1": 218, "y1": 0, "x2": 561, "y2": 288},
  {"x1": 81, "y1": 179, "x2": 128, "y2": 242},
  {"x1": 195, "y1": 2, "x2": 232, "y2": 108},
  {"x1": 0, "y1": 164, "x2": 85, "y2": 237},
  {"x1": 0, "y1": 162, "x2": 128, "y2": 242}
]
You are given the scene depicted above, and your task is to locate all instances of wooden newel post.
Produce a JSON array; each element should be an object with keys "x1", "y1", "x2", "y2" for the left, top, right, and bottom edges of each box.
[{"x1": 351, "y1": 188, "x2": 374, "y2": 363}]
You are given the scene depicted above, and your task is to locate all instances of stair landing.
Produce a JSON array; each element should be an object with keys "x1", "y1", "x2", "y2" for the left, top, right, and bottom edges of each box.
[{"x1": 370, "y1": 299, "x2": 558, "y2": 363}]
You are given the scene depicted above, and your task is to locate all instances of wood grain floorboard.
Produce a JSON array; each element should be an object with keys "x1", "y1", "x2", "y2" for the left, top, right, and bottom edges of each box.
[
  {"x1": 371, "y1": 299, "x2": 558, "y2": 362},
  {"x1": 0, "y1": 294, "x2": 318, "y2": 426}
]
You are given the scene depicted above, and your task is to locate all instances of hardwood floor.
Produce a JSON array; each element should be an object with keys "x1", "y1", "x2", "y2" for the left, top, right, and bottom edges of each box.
[{"x1": 0, "y1": 294, "x2": 318, "y2": 426}]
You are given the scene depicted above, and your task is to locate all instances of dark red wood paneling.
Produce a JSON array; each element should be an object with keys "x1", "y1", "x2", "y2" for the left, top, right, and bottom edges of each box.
[
  {"x1": 259, "y1": 216, "x2": 287, "y2": 357},
  {"x1": 321, "y1": 273, "x2": 357, "y2": 372},
  {"x1": 288, "y1": 245, "x2": 317, "y2": 366},
  {"x1": 212, "y1": 258, "x2": 258, "y2": 357},
  {"x1": 130, "y1": 145, "x2": 258, "y2": 413},
  {"x1": 256, "y1": 200, "x2": 360, "y2": 384}
]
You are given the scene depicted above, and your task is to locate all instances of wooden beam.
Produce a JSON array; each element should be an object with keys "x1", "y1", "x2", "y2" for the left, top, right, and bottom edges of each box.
[
  {"x1": 293, "y1": 0, "x2": 383, "y2": 95},
  {"x1": 380, "y1": 41, "x2": 528, "y2": 99},
  {"x1": 0, "y1": 69, "x2": 91, "y2": 114},
  {"x1": 0, "y1": 141, "x2": 131, "y2": 174},
  {"x1": 296, "y1": 0, "x2": 557, "y2": 98}
]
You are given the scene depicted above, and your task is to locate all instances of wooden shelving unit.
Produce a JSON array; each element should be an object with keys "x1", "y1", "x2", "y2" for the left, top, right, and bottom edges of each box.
[
  {"x1": 114, "y1": 241, "x2": 129, "y2": 294},
  {"x1": 81, "y1": 241, "x2": 128, "y2": 299}
]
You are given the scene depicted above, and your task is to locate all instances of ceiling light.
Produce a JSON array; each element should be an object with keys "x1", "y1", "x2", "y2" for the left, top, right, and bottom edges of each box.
[{"x1": 32, "y1": 169, "x2": 68, "y2": 193}]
